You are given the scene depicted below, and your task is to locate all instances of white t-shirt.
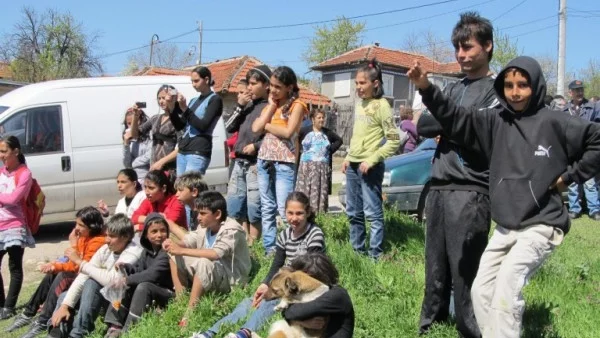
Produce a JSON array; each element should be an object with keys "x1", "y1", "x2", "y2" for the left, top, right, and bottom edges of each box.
[{"x1": 114, "y1": 190, "x2": 146, "y2": 218}]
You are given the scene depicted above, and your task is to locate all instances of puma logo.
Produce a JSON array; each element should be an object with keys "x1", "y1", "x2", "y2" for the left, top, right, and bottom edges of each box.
[{"x1": 534, "y1": 145, "x2": 552, "y2": 158}]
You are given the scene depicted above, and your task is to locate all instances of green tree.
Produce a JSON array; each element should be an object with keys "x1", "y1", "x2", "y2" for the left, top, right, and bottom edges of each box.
[
  {"x1": 579, "y1": 59, "x2": 600, "y2": 98},
  {"x1": 0, "y1": 7, "x2": 103, "y2": 82},
  {"x1": 490, "y1": 29, "x2": 521, "y2": 74},
  {"x1": 303, "y1": 17, "x2": 365, "y2": 65}
]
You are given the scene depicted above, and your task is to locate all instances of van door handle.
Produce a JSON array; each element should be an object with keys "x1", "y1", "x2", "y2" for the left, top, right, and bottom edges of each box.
[{"x1": 61, "y1": 156, "x2": 71, "y2": 172}]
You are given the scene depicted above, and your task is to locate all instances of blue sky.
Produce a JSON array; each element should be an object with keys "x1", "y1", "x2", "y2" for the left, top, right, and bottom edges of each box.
[{"x1": 1, "y1": 0, "x2": 599, "y2": 77}]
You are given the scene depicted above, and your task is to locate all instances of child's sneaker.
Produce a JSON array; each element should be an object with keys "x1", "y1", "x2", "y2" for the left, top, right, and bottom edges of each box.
[
  {"x1": 4, "y1": 312, "x2": 34, "y2": 332},
  {"x1": 104, "y1": 325, "x2": 123, "y2": 338},
  {"x1": 0, "y1": 307, "x2": 15, "y2": 320}
]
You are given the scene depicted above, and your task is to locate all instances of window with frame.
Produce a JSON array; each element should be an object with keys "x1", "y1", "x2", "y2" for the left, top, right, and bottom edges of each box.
[
  {"x1": 0, "y1": 106, "x2": 63, "y2": 154},
  {"x1": 333, "y1": 72, "x2": 351, "y2": 98},
  {"x1": 382, "y1": 73, "x2": 394, "y2": 98}
]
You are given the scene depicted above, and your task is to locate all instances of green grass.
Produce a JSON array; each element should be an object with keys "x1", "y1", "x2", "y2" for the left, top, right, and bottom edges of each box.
[{"x1": 2, "y1": 212, "x2": 599, "y2": 337}]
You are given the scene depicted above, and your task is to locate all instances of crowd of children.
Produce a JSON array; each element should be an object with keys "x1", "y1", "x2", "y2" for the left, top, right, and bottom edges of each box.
[{"x1": 0, "y1": 62, "x2": 356, "y2": 338}]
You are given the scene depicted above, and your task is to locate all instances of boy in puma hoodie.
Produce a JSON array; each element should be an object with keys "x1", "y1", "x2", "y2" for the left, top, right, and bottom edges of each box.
[
  {"x1": 103, "y1": 213, "x2": 174, "y2": 338},
  {"x1": 408, "y1": 56, "x2": 600, "y2": 337},
  {"x1": 164, "y1": 191, "x2": 251, "y2": 326}
]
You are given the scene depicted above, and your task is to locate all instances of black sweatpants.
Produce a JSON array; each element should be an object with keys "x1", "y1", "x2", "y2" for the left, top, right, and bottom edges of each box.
[
  {"x1": 35, "y1": 272, "x2": 77, "y2": 324},
  {"x1": 419, "y1": 190, "x2": 491, "y2": 338},
  {"x1": 104, "y1": 282, "x2": 173, "y2": 332},
  {"x1": 0, "y1": 246, "x2": 25, "y2": 309}
]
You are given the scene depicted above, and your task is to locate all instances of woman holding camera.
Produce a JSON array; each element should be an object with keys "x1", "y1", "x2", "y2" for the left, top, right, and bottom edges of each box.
[
  {"x1": 170, "y1": 66, "x2": 224, "y2": 176},
  {"x1": 130, "y1": 86, "x2": 181, "y2": 174},
  {"x1": 122, "y1": 108, "x2": 151, "y2": 184}
]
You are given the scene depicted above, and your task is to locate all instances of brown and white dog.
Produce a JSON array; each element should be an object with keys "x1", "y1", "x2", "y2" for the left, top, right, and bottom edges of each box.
[{"x1": 261, "y1": 268, "x2": 330, "y2": 338}]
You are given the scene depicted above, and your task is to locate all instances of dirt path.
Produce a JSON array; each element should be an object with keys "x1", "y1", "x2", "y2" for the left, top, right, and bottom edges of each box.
[{"x1": 1, "y1": 222, "x2": 73, "y2": 290}]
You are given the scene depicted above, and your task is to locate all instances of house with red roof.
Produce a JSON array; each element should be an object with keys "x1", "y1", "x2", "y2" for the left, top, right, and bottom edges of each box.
[
  {"x1": 311, "y1": 44, "x2": 463, "y2": 112},
  {"x1": 134, "y1": 56, "x2": 330, "y2": 119},
  {"x1": 0, "y1": 62, "x2": 27, "y2": 96}
]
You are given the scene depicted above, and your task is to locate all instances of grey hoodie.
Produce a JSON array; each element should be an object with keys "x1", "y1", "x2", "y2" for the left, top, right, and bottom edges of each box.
[{"x1": 182, "y1": 217, "x2": 251, "y2": 286}]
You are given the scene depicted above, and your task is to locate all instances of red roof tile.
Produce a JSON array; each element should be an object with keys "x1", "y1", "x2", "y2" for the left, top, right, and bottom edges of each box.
[
  {"x1": 0, "y1": 62, "x2": 13, "y2": 79},
  {"x1": 312, "y1": 45, "x2": 461, "y2": 75},
  {"x1": 135, "y1": 56, "x2": 330, "y2": 105}
]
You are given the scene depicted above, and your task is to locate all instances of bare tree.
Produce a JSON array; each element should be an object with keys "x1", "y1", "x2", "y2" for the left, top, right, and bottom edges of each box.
[
  {"x1": 0, "y1": 7, "x2": 103, "y2": 82},
  {"x1": 578, "y1": 59, "x2": 600, "y2": 98},
  {"x1": 490, "y1": 30, "x2": 521, "y2": 74},
  {"x1": 122, "y1": 43, "x2": 196, "y2": 75},
  {"x1": 401, "y1": 29, "x2": 454, "y2": 63}
]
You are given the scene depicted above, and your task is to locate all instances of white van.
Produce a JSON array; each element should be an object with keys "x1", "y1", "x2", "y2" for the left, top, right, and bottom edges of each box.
[{"x1": 0, "y1": 76, "x2": 229, "y2": 224}]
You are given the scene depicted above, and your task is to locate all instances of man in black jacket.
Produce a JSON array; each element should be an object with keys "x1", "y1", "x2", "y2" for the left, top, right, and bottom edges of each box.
[
  {"x1": 417, "y1": 12, "x2": 496, "y2": 338},
  {"x1": 409, "y1": 54, "x2": 600, "y2": 338},
  {"x1": 224, "y1": 65, "x2": 272, "y2": 246}
]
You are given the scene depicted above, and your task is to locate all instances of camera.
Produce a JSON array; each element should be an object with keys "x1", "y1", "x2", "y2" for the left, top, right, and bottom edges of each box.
[
  {"x1": 168, "y1": 88, "x2": 178, "y2": 97},
  {"x1": 135, "y1": 102, "x2": 147, "y2": 108}
]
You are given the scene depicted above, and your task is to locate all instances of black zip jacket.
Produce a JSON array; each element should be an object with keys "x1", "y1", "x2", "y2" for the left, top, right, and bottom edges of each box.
[
  {"x1": 419, "y1": 56, "x2": 600, "y2": 233},
  {"x1": 225, "y1": 98, "x2": 268, "y2": 163},
  {"x1": 120, "y1": 217, "x2": 173, "y2": 289},
  {"x1": 283, "y1": 285, "x2": 355, "y2": 338},
  {"x1": 418, "y1": 76, "x2": 497, "y2": 194},
  {"x1": 170, "y1": 92, "x2": 224, "y2": 158}
]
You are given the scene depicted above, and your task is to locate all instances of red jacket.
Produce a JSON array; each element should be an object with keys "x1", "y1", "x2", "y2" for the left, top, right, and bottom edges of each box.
[{"x1": 131, "y1": 194, "x2": 187, "y2": 230}]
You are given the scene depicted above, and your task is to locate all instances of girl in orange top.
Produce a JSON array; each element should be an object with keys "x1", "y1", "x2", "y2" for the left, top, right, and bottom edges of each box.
[
  {"x1": 5, "y1": 206, "x2": 105, "y2": 333},
  {"x1": 252, "y1": 66, "x2": 308, "y2": 254}
]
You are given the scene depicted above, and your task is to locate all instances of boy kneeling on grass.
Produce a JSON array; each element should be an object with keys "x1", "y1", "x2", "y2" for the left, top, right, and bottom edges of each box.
[
  {"x1": 163, "y1": 191, "x2": 251, "y2": 327},
  {"x1": 408, "y1": 56, "x2": 600, "y2": 337},
  {"x1": 103, "y1": 213, "x2": 173, "y2": 338},
  {"x1": 49, "y1": 214, "x2": 143, "y2": 338}
]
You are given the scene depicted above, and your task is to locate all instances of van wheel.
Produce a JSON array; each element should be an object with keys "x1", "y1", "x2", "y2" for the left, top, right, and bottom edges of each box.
[{"x1": 417, "y1": 182, "x2": 430, "y2": 222}]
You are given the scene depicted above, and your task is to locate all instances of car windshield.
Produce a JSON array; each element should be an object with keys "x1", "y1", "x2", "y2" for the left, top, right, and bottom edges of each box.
[{"x1": 0, "y1": 106, "x2": 8, "y2": 115}]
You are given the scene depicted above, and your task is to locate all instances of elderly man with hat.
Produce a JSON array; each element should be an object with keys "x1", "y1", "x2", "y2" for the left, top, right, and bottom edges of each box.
[{"x1": 565, "y1": 80, "x2": 600, "y2": 220}]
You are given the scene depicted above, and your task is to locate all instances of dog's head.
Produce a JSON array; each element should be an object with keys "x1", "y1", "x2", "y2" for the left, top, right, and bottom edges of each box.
[{"x1": 263, "y1": 268, "x2": 326, "y2": 301}]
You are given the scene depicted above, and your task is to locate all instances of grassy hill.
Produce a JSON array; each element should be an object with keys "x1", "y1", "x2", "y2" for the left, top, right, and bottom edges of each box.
[{"x1": 2, "y1": 210, "x2": 599, "y2": 337}]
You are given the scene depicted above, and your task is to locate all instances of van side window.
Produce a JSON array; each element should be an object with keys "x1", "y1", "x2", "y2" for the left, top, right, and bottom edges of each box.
[{"x1": 0, "y1": 106, "x2": 63, "y2": 154}]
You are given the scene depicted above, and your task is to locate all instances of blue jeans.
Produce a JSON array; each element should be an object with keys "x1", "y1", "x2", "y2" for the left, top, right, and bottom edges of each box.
[
  {"x1": 568, "y1": 179, "x2": 600, "y2": 215},
  {"x1": 207, "y1": 297, "x2": 277, "y2": 334},
  {"x1": 257, "y1": 159, "x2": 296, "y2": 252},
  {"x1": 227, "y1": 160, "x2": 261, "y2": 224},
  {"x1": 176, "y1": 153, "x2": 210, "y2": 176},
  {"x1": 346, "y1": 162, "x2": 385, "y2": 258},
  {"x1": 55, "y1": 279, "x2": 107, "y2": 338}
]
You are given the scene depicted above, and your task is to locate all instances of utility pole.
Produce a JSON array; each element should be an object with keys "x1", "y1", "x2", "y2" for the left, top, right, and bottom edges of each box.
[
  {"x1": 149, "y1": 34, "x2": 159, "y2": 67},
  {"x1": 557, "y1": 0, "x2": 567, "y2": 96},
  {"x1": 197, "y1": 21, "x2": 203, "y2": 65}
]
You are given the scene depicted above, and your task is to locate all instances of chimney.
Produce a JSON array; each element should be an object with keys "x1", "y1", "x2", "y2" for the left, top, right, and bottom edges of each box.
[{"x1": 374, "y1": 42, "x2": 380, "y2": 47}]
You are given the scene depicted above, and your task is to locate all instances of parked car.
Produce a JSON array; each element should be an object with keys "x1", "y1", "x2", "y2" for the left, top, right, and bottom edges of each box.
[
  {"x1": 339, "y1": 138, "x2": 437, "y2": 220},
  {"x1": 0, "y1": 76, "x2": 230, "y2": 225}
]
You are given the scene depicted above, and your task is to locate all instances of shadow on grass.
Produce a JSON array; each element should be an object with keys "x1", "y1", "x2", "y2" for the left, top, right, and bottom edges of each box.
[{"x1": 522, "y1": 302, "x2": 562, "y2": 338}]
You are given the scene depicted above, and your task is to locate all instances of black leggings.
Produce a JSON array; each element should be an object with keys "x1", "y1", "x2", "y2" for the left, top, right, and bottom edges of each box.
[{"x1": 0, "y1": 245, "x2": 25, "y2": 309}]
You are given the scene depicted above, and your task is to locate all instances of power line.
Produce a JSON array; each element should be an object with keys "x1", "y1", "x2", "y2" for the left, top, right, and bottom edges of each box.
[
  {"x1": 202, "y1": 0, "x2": 458, "y2": 31},
  {"x1": 492, "y1": 0, "x2": 528, "y2": 21},
  {"x1": 365, "y1": 0, "x2": 497, "y2": 32},
  {"x1": 98, "y1": 29, "x2": 199, "y2": 59},
  {"x1": 498, "y1": 14, "x2": 555, "y2": 30},
  {"x1": 170, "y1": 36, "x2": 310, "y2": 45},
  {"x1": 511, "y1": 23, "x2": 557, "y2": 38}
]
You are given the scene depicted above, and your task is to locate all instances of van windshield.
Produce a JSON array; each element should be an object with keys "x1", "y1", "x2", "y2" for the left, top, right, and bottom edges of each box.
[{"x1": 0, "y1": 106, "x2": 8, "y2": 115}]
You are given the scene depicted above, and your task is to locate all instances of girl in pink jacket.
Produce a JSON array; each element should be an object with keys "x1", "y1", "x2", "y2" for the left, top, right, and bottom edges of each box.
[{"x1": 0, "y1": 135, "x2": 35, "y2": 320}]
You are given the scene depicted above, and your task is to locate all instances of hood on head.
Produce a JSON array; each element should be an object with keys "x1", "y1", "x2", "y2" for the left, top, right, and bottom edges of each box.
[
  {"x1": 140, "y1": 212, "x2": 169, "y2": 252},
  {"x1": 493, "y1": 56, "x2": 547, "y2": 114}
]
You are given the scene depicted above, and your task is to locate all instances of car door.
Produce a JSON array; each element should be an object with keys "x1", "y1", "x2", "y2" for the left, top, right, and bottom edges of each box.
[{"x1": 0, "y1": 104, "x2": 75, "y2": 213}]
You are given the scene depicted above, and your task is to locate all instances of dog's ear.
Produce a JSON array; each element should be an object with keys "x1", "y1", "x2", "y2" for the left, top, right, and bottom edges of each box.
[{"x1": 284, "y1": 276, "x2": 299, "y2": 295}]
